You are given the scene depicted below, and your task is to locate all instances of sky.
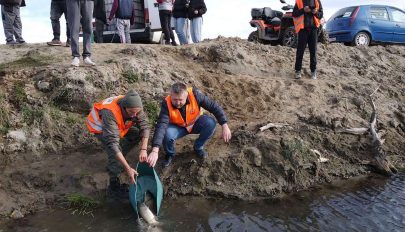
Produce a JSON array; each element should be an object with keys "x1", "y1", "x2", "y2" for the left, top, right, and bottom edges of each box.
[{"x1": 0, "y1": 0, "x2": 404, "y2": 44}]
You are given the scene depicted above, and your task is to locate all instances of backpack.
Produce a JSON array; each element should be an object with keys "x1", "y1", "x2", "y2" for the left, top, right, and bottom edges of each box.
[{"x1": 116, "y1": 0, "x2": 134, "y2": 19}]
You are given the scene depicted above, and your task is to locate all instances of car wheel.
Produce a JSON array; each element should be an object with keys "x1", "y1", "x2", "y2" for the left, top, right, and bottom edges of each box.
[
  {"x1": 248, "y1": 31, "x2": 260, "y2": 43},
  {"x1": 353, "y1": 32, "x2": 370, "y2": 46},
  {"x1": 282, "y1": 26, "x2": 297, "y2": 48}
]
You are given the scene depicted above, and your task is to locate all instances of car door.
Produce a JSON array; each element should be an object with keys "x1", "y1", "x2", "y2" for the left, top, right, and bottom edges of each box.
[
  {"x1": 389, "y1": 7, "x2": 405, "y2": 43},
  {"x1": 367, "y1": 6, "x2": 394, "y2": 42},
  {"x1": 145, "y1": 0, "x2": 161, "y2": 30}
]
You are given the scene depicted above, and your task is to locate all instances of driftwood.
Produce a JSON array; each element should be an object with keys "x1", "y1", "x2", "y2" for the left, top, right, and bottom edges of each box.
[
  {"x1": 259, "y1": 123, "x2": 289, "y2": 132},
  {"x1": 335, "y1": 127, "x2": 369, "y2": 135},
  {"x1": 368, "y1": 94, "x2": 397, "y2": 175},
  {"x1": 310, "y1": 149, "x2": 329, "y2": 163}
]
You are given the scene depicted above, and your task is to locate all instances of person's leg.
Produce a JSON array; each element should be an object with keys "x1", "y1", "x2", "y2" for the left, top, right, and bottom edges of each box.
[
  {"x1": 190, "y1": 17, "x2": 202, "y2": 43},
  {"x1": 191, "y1": 115, "x2": 216, "y2": 154},
  {"x1": 294, "y1": 29, "x2": 309, "y2": 73},
  {"x1": 81, "y1": 0, "x2": 94, "y2": 58},
  {"x1": 1, "y1": 5, "x2": 16, "y2": 43},
  {"x1": 62, "y1": 0, "x2": 71, "y2": 41},
  {"x1": 163, "y1": 124, "x2": 189, "y2": 157},
  {"x1": 159, "y1": 10, "x2": 170, "y2": 44},
  {"x1": 116, "y1": 19, "x2": 126, "y2": 43},
  {"x1": 308, "y1": 28, "x2": 318, "y2": 73},
  {"x1": 95, "y1": 134, "x2": 123, "y2": 180},
  {"x1": 124, "y1": 19, "x2": 131, "y2": 43},
  {"x1": 50, "y1": 1, "x2": 63, "y2": 41},
  {"x1": 120, "y1": 127, "x2": 141, "y2": 158},
  {"x1": 12, "y1": 5, "x2": 24, "y2": 43},
  {"x1": 174, "y1": 17, "x2": 188, "y2": 45},
  {"x1": 168, "y1": 12, "x2": 176, "y2": 44},
  {"x1": 94, "y1": 19, "x2": 104, "y2": 43},
  {"x1": 66, "y1": 0, "x2": 81, "y2": 58}
]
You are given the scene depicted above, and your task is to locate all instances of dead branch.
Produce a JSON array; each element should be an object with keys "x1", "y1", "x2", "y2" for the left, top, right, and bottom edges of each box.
[
  {"x1": 259, "y1": 123, "x2": 289, "y2": 132},
  {"x1": 368, "y1": 93, "x2": 397, "y2": 175},
  {"x1": 335, "y1": 127, "x2": 369, "y2": 135}
]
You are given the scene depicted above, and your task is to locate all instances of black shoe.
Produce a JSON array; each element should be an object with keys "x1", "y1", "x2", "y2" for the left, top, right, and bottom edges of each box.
[
  {"x1": 195, "y1": 149, "x2": 208, "y2": 159},
  {"x1": 171, "y1": 41, "x2": 178, "y2": 46},
  {"x1": 108, "y1": 177, "x2": 121, "y2": 192},
  {"x1": 108, "y1": 178, "x2": 129, "y2": 199},
  {"x1": 162, "y1": 156, "x2": 173, "y2": 168}
]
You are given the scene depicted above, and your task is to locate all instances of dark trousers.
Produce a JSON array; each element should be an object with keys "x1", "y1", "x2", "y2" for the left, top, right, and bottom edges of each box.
[
  {"x1": 96, "y1": 127, "x2": 141, "y2": 179},
  {"x1": 94, "y1": 19, "x2": 104, "y2": 43},
  {"x1": 159, "y1": 10, "x2": 175, "y2": 43},
  {"x1": 295, "y1": 28, "x2": 318, "y2": 72},
  {"x1": 50, "y1": 0, "x2": 70, "y2": 41}
]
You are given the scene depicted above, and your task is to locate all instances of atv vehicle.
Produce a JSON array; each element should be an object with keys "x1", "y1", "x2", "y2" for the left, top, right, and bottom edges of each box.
[{"x1": 248, "y1": 0, "x2": 328, "y2": 47}]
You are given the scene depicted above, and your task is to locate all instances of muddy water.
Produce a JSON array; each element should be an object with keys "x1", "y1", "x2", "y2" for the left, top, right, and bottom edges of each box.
[{"x1": 1, "y1": 173, "x2": 404, "y2": 232}]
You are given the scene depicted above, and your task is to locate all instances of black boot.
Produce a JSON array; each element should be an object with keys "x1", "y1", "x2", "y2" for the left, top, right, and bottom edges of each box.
[{"x1": 162, "y1": 156, "x2": 173, "y2": 168}]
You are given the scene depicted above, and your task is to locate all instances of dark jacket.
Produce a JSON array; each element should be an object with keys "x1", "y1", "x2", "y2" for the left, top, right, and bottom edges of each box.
[
  {"x1": 98, "y1": 99, "x2": 150, "y2": 155},
  {"x1": 109, "y1": 0, "x2": 135, "y2": 24},
  {"x1": 0, "y1": 0, "x2": 25, "y2": 6},
  {"x1": 188, "y1": 0, "x2": 206, "y2": 19},
  {"x1": 172, "y1": 0, "x2": 189, "y2": 18},
  {"x1": 152, "y1": 87, "x2": 228, "y2": 148},
  {"x1": 94, "y1": 0, "x2": 107, "y2": 23},
  {"x1": 292, "y1": 0, "x2": 323, "y2": 29}
]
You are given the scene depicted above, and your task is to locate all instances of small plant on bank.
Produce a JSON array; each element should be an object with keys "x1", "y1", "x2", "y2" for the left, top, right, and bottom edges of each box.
[
  {"x1": 61, "y1": 193, "x2": 100, "y2": 217},
  {"x1": 0, "y1": 93, "x2": 10, "y2": 134},
  {"x1": 12, "y1": 81, "x2": 27, "y2": 107},
  {"x1": 0, "y1": 55, "x2": 52, "y2": 72},
  {"x1": 105, "y1": 59, "x2": 117, "y2": 64},
  {"x1": 22, "y1": 106, "x2": 44, "y2": 124},
  {"x1": 144, "y1": 100, "x2": 160, "y2": 126},
  {"x1": 122, "y1": 70, "x2": 139, "y2": 83},
  {"x1": 281, "y1": 139, "x2": 310, "y2": 161}
]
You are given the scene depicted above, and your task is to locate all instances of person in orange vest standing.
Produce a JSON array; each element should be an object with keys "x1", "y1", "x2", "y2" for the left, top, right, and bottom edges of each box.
[
  {"x1": 147, "y1": 82, "x2": 232, "y2": 168},
  {"x1": 292, "y1": 0, "x2": 323, "y2": 80},
  {"x1": 86, "y1": 90, "x2": 151, "y2": 196}
]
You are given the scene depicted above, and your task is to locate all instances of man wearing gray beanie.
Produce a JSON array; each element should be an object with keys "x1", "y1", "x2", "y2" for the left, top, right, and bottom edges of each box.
[{"x1": 86, "y1": 89, "x2": 151, "y2": 197}]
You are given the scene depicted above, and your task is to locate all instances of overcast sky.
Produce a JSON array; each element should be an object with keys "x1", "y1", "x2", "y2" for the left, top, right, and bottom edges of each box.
[{"x1": 0, "y1": 0, "x2": 404, "y2": 44}]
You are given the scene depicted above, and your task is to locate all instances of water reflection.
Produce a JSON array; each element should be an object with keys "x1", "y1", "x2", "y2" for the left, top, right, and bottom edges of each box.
[{"x1": 1, "y1": 174, "x2": 404, "y2": 232}]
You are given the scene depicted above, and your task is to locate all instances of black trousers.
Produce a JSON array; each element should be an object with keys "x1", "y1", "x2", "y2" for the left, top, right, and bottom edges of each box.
[
  {"x1": 295, "y1": 28, "x2": 318, "y2": 72},
  {"x1": 159, "y1": 10, "x2": 175, "y2": 43}
]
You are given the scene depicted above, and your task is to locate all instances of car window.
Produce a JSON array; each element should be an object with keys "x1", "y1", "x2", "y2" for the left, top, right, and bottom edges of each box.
[
  {"x1": 331, "y1": 7, "x2": 357, "y2": 20},
  {"x1": 390, "y1": 8, "x2": 405, "y2": 23},
  {"x1": 369, "y1": 7, "x2": 389, "y2": 21}
]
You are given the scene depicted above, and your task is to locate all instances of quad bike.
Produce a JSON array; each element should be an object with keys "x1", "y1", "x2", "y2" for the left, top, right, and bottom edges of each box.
[{"x1": 248, "y1": 0, "x2": 328, "y2": 47}]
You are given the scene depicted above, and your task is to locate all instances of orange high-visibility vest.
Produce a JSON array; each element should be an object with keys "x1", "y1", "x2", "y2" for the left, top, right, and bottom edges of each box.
[
  {"x1": 166, "y1": 87, "x2": 200, "y2": 133},
  {"x1": 293, "y1": 0, "x2": 321, "y2": 33},
  {"x1": 86, "y1": 95, "x2": 134, "y2": 138}
]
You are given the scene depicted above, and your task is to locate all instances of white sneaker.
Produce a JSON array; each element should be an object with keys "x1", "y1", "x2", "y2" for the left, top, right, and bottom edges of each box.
[
  {"x1": 71, "y1": 57, "x2": 80, "y2": 67},
  {"x1": 83, "y1": 57, "x2": 96, "y2": 66},
  {"x1": 311, "y1": 71, "x2": 317, "y2": 80}
]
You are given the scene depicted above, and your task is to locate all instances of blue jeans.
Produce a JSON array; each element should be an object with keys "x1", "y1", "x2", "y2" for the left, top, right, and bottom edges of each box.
[
  {"x1": 174, "y1": 17, "x2": 188, "y2": 45},
  {"x1": 163, "y1": 115, "x2": 216, "y2": 157},
  {"x1": 190, "y1": 17, "x2": 202, "y2": 43}
]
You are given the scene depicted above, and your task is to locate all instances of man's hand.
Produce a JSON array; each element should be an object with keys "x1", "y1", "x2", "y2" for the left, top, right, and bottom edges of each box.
[
  {"x1": 221, "y1": 123, "x2": 232, "y2": 143},
  {"x1": 147, "y1": 148, "x2": 159, "y2": 167},
  {"x1": 312, "y1": 8, "x2": 318, "y2": 14},
  {"x1": 194, "y1": 10, "x2": 199, "y2": 15},
  {"x1": 126, "y1": 167, "x2": 138, "y2": 184},
  {"x1": 304, "y1": 6, "x2": 311, "y2": 13},
  {"x1": 139, "y1": 149, "x2": 147, "y2": 162}
]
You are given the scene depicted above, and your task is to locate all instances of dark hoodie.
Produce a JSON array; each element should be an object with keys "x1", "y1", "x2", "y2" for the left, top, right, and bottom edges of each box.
[{"x1": 188, "y1": 0, "x2": 207, "y2": 19}]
